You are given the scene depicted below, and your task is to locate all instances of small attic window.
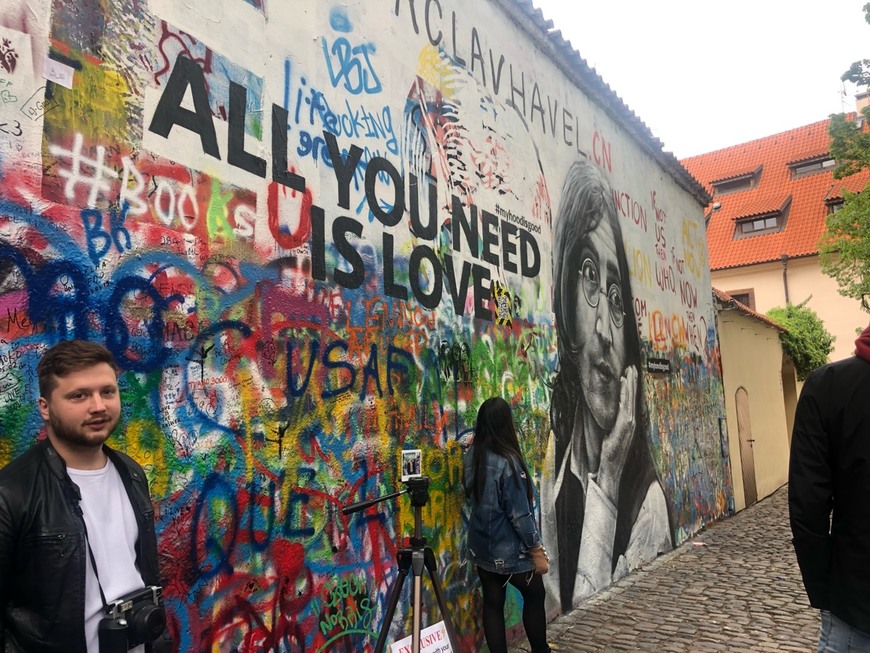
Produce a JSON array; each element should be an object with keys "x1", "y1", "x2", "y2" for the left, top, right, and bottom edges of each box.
[
  {"x1": 825, "y1": 198, "x2": 844, "y2": 215},
  {"x1": 714, "y1": 176, "x2": 752, "y2": 194},
  {"x1": 735, "y1": 208, "x2": 787, "y2": 238},
  {"x1": 713, "y1": 174, "x2": 754, "y2": 196},
  {"x1": 712, "y1": 166, "x2": 761, "y2": 196},
  {"x1": 737, "y1": 215, "x2": 782, "y2": 235},
  {"x1": 790, "y1": 156, "x2": 836, "y2": 178}
]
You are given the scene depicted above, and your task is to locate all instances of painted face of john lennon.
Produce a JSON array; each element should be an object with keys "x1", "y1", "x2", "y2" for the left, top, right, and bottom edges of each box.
[{"x1": 570, "y1": 218, "x2": 628, "y2": 433}]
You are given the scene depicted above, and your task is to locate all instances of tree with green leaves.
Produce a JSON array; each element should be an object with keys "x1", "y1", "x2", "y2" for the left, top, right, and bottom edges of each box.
[
  {"x1": 823, "y1": 2, "x2": 870, "y2": 305},
  {"x1": 767, "y1": 301, "x2": 835, "y2": 381}
]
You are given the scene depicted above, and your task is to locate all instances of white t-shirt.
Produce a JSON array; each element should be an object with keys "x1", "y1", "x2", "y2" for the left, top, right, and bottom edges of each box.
[{"x1": 68, "y1": 459, "x2": 146, "y2": 653}]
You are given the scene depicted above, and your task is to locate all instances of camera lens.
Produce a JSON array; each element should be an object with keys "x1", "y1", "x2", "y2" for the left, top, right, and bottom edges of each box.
[{"x1": 128, "y1": 603, "x2": 166, "y2": 644}]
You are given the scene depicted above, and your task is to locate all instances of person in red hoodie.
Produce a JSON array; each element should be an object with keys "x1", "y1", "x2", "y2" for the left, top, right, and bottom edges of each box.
[{"x1": 790, "y1": 297, "x2": 870, "y2": 652}]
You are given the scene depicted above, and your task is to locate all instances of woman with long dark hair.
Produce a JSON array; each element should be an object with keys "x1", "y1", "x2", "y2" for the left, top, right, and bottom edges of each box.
[
  {"x1": 464, "y1": 397, "x2": 551, "y2": 653},
  {"x1": 541, "y1": 159, "x2": 673, "y2": 612}
]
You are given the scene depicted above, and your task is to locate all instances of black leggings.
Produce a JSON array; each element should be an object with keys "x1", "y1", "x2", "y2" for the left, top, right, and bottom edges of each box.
[{"x1": 476, "y1": 566, "x2": 551, "y2": 653}]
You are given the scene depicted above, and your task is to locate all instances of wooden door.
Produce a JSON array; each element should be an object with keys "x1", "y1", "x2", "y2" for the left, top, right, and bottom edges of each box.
[{"x1": 735, "y1": 387, "x2": 757, "y2": 506}]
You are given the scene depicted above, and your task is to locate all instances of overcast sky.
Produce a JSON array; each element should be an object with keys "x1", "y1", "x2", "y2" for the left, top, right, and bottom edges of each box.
[{"x1": 531, "y1": 0, "x2": 870, "y2": 159}]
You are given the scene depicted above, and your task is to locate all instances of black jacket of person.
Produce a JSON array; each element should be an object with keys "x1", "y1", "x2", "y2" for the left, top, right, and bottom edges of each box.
[
  {"x1": 789, "y1": 355, "x2": 870, "y2": 632},
  {"x1": 0, "y1": 438, "x2": 163, "y2": 652}
]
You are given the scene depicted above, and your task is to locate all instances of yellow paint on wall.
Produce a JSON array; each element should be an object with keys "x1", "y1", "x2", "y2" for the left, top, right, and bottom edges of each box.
[
  {"x1": 416, "y1": 45, "x2": 457, "y2": 98},
  {"x1": 0, "y1": 437, "x2": 10, "y2": 469},
  {"x1": 48, "y1": 56, "x2": 130, "y2": 145},
  {"x1": 124, "y1": 419, "x2": 168, "y2": 497}
]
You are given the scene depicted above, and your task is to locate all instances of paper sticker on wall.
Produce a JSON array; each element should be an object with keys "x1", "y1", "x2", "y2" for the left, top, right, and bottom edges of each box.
[
  {"x1": 0, "y1": 26, "x2": 46, "y2": 166},
  {"x1": 0, "y1": 38, "x2": 20, "y2": 75},
  {"x1": 492, "y1": 280, "x2": 514, "y2": 326},
  {"x1": 43, "y1": 56, "x2": 74, "y2": 89}
]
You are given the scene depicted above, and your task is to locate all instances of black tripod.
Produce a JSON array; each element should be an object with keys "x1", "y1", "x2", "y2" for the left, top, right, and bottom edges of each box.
[{"x1": 342, "y1": 476, "x2": 461, "y2": 653}]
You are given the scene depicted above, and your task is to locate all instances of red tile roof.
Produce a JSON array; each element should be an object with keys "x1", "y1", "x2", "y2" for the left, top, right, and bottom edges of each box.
[
  {"x1": 681, "y1": 117, "x2": 870, "y2": 270},
  {"x1": 712, "y1": 288, "x2": 787, "y2": 332}
]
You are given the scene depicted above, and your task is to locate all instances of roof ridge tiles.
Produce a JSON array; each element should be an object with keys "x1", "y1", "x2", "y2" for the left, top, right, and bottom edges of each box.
[{"x1": 505, "y1": 0, "x2": 709, "y2": 204}]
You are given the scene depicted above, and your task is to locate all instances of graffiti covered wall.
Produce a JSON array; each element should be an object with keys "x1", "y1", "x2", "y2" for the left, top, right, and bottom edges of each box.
[{"x1": 0, "y1": 0, "x2": 730, "y2": 650}]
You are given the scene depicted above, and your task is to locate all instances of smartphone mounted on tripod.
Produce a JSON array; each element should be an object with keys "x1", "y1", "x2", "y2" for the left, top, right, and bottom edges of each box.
[{"x1": 342, "y1": 472, "x2": 461, "y2": 653}]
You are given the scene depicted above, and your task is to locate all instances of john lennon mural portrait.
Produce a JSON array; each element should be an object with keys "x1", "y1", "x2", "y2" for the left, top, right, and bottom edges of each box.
[{"x1": 541, "y1": 158, "x2": 674, "y2": 612}]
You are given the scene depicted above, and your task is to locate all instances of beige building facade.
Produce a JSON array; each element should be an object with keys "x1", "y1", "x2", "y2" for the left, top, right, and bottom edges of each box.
[
  {"x1": 714, "y1": 256, "x2": 866, "y2": 361},
  {"x1": 715, "y1": 290, "x2": 797, "y2": 511}
]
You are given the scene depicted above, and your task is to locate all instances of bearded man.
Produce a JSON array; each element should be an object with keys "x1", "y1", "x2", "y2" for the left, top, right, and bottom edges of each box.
[{"x1": 0, "y1": 340, "x2": 168, "y2": 652}]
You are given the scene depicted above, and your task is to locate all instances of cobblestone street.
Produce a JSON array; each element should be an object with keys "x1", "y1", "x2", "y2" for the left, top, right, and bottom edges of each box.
[{"x1": 507, "y1": 485, "x2": 817, "y2": 652}]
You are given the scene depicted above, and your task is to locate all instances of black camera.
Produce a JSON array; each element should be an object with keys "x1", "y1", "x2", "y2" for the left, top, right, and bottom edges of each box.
[{"x1": 98, "y1": 585, "x2": 166, "y2": 653}]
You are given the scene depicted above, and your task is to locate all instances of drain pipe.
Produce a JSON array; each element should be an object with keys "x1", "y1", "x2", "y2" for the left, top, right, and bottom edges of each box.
[{"x1": 781, "y1": 254, "x2": 790, "y2": 304}]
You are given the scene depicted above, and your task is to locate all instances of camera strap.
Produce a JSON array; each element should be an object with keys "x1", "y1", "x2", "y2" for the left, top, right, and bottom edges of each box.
[{"x1": 75, "y1": 500, "x2": 112, "y2": 612}]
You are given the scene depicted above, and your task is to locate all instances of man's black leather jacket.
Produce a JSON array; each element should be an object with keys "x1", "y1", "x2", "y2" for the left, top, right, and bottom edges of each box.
[
  {"x1": 790, "y1": 355, "x2": 870, "y2": 633},
  {"x1": 0, "y1": 438, "x2": 162, "y2": 652}
]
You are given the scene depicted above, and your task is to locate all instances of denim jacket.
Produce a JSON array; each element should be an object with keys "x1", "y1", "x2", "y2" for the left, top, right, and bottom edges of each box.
[{"x1": 464, "y1": 446, "x2": 542, "y2": 574}]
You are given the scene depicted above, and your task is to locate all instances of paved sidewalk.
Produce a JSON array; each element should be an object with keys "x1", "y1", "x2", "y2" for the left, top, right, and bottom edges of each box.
[{"x1": 507, "y1": 485, "x2": 818, "y2": 652}]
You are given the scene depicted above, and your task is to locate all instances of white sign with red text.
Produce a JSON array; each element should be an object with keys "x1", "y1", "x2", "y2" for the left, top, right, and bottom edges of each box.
[{"x1": 389, "y1": 620, "x2": 452, "y2": 653}]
